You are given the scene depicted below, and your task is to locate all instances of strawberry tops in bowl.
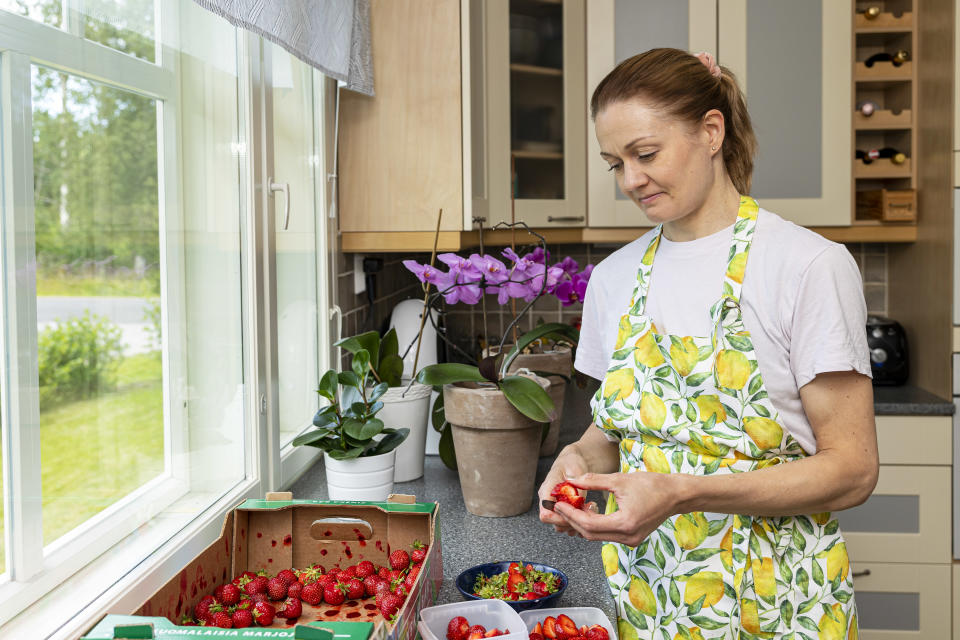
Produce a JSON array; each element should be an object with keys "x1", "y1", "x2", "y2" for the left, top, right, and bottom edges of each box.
[{"x1": 455, "y1": 562, "x2": 568, "y2": 612}]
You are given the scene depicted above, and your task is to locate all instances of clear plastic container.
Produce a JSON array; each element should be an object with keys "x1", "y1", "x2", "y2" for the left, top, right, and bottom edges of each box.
[
  {"x1": 519, "y1": 607, "x2": 617, "y2": 640},
  {"x1": 419, "y1": 599, "x2": 527, "y2": 640}
]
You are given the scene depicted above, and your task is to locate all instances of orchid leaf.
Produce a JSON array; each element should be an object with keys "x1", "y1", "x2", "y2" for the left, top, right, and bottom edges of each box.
[
  {"x1": 416, "y1": 363, "x2": 487, "y2": 386},
  {"x1": 500, "y1": 374, "x2": 555, "y2": 423}
]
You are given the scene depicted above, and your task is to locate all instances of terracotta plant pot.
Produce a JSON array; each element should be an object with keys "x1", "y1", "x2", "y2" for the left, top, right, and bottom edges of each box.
[
  {"x1": 443, "y1": 375, "x2": 550, "y2": 517},
  {"x1": 503, "y1": 345, "x2": 572, "y2": 456}
]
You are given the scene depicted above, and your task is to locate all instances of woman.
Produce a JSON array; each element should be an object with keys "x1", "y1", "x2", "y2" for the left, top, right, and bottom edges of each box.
[{"x1": 539, "y1": 49, "x2": 878, "y2": 638}]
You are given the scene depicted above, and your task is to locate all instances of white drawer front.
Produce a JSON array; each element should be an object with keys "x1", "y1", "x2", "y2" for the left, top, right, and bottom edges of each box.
[
  {"x1": 850, "y1": 562, "x2": 951, "y2": 639},
  {"x1": 875, "y1": 416, "x2": 952, "y2": 465},
  {"x1": 836, "y1": 465, "x2": 952, "y2": 564}
]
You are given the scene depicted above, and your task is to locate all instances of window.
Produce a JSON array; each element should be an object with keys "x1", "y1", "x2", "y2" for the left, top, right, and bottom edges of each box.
[{"x1": 0, "y1": 2, "x2": 333, "y2": 635}]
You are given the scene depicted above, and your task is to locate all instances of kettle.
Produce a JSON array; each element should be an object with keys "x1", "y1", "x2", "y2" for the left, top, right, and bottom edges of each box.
[{"x1": 866, "y1": 315, "x2": 908, "y2": 386}]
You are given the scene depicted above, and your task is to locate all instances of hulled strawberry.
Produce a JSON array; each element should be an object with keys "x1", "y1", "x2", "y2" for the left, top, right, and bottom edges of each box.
[
  {"x1": 356, "y1": 560, "x2": 376, "y2": 578},
  {"x1": 447, "y1": 616, "x2": 469, "y2": 640},
  {"x1": 378, "y1": 593, "x2": 401, "y2": 618},
  {"x1": 278, "y1": 596, "x2": 302, "y2": 620},
  {"x1": 585, "y1": 627, "x2": 609, "y2": 640},
  {"x1": 389, "y1": 549, "x2": 410, "y2": 571},
  {"x1": 411, "y1": 540, "x2": 428, "y2": 564},
  {"x1": 252, "y1": 601, "x2": 276, "y2": 626},
  {"x1": 550, "y1": 481, "x2": 585, "y2": 509},
  {"x1": 323, "y1": 582, "x2": 346, "y2": 605},
  {"x1": 301, "y1": 581, "x2": 324, "y2": 605},
  {"x1": 267, "y1": 576, "x2": 288, "y2": 600},
  {"x1": 466, "y1": 625, "x2": 487, "y2": 640},
  {"x1": 346, "y1": 578, "x2": 365, "y2": 600},
  {"x1": 529, "y1": 633, "x2": 544, "y2": 640}
]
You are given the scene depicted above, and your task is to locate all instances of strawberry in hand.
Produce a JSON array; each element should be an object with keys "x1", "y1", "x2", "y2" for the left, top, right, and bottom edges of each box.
[{"x1": 550, "y1": 482, "x2": 585, "y2": 509}]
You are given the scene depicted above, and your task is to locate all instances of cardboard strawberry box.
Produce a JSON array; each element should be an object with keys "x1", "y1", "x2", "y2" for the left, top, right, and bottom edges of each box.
[{"x1": 82, "y1": 494, "x2": 442, "y2": 640}]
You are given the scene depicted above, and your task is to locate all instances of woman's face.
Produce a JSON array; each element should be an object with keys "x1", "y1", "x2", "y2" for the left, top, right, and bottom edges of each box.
[{"x1": 595, "y1": 99, "x2": 718, "y2": 224}]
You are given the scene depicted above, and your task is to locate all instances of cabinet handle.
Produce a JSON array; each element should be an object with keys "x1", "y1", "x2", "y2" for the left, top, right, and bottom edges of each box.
[
  {"x1": 269, "y1": 178, "x2": 291, "y2": 230},
  {"x1": 547, "y1": 216, "x2": 585, "y2": 223},
  {"x1": 852, "y1": 569, "x2": 871, "y2": 579}
]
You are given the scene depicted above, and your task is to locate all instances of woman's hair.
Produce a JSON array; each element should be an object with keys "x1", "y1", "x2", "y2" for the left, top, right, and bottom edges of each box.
[{"x1": 590, "y1": 48, "x2": 756, "y2": 194}]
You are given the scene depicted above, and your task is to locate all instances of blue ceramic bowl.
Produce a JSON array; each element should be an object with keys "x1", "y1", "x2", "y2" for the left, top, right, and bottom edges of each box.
[{"x1": 455, "y1": 561, "x2": 568, "y2": 612}]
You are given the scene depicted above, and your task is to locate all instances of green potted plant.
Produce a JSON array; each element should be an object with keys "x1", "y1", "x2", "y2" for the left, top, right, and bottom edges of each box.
[
  {"x1": 336, "y1": 328, "x2": 432, "y2": 482},
  {"x1": 404, "y1": 226, "x2": 589, "y2": 517},
  {"x1": 292, "y1": 344, "x2": 409, "y2": 501}
]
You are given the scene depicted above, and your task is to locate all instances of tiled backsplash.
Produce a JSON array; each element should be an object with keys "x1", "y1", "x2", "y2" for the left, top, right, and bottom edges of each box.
[{"x1": 334, "y1": 241, "x2": 887, "y2": 366}]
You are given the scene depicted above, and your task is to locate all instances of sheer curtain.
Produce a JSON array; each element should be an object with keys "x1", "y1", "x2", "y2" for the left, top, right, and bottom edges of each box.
[{"x1": 191, "y1": 0, "x2": 374, "y2": 95}]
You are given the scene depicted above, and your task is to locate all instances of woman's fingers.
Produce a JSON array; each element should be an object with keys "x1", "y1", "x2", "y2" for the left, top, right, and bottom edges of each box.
[{"x1": 568, "y1": 472, "x2": 621, "y2": 493}]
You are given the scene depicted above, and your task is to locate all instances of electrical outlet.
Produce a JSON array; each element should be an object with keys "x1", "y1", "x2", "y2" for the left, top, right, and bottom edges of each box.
[{"x1": 353, "y1": 254, "x2": 366, "y2": 295}]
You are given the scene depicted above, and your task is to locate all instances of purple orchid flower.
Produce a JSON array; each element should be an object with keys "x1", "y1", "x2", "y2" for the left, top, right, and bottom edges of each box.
[
  {"x1": 525, "y1": 247, "x2": 551, "y2": 265},
  {"x1": 468, "y1": 254, "x2": 509, "y2": 284},
  {"x1": 555, "y1": 273, "x2": 589, "y2": 306},
  {"x1": 402, "y1": 260, "x2": 452, "y2": 289},
  {"x1": 556, "y1": 256, "x2": 579, "y2": 277}
]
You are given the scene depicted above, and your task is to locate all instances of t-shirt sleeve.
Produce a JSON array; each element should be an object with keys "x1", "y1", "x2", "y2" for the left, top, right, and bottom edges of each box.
[
  {"x1": 788, "y1": 244, "x2": 872, "y2": 389},
  {"x1": 574, "y1": 269, "x2": 609, "y2": 380}
]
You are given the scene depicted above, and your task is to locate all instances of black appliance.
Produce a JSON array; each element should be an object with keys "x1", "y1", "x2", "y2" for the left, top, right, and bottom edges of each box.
[{"x1": 866, "y1": 315, "x2": 909, "y2": 385}]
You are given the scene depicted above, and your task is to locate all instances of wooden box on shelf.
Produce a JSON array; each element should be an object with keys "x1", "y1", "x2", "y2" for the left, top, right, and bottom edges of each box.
[
  {"x1": 853, "y1": 107, "x2": 911, "y2": 128},
  {"x1": 856, "y1": 188, "x2": 917, "y2": 222},
  {"x1": 853, "y1": 156, "x2": 911, "y2": 179},
  {"x1": 854, "y1": 9, "x2": 913, "y2": 30},
  {"x1": 854, "y1": 60, "x2": 913, "y2": 80}
]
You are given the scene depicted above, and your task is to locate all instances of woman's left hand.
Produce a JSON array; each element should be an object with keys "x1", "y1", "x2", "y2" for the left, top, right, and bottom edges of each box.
[{"x1": 552, "y1": 470, "x2": 683, "y2": 547}]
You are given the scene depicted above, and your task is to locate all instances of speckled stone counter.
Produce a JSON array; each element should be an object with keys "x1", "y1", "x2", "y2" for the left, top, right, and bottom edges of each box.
[
  {"x1": 288, "y1": 381, "x2": 618, "y2": 625},
  {"x1": 872, "y1": 384, "x2": 955, "y2": 415}
]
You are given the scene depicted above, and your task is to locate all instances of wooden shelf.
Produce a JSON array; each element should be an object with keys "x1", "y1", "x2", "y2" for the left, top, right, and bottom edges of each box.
[
  {"x1": 854, "y1": 156, "x2": 912, "y2": 178},
  {"x1": 854, "y1": 108, "x2": 912, "y2": 129},
  {"x1": 854, "y1": 60, "x2": 913, "y2": 81},
  {"x1": 510, "y1": 63, "x2": 563, "y2": 77},
  {"x1": 854, "y1": 11, "x2": 913, "y2": 31},
  {"x1": 341, "y1": 224, "x2": 919, "y2": 252}
]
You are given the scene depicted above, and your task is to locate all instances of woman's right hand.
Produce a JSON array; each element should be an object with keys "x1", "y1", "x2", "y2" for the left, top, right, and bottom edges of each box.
[{"x1": 538, "y1": 446, "x2": 596, "y2": 535}]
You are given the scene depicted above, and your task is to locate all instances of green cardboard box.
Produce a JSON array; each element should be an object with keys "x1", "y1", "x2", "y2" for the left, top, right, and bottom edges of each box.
[{"x1": 82, "y1": 494, "x2": 442, "y2": 640}]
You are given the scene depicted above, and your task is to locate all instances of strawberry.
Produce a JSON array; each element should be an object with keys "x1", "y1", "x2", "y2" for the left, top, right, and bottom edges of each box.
[
  {"x1": 277, "y1": 569, "x2": 299, "y2": 585},
  {"x1": 585, "y1": 627, "x2": 609, "y2": 640},
  {"x1": 252, "y1": 601, "x2": 276, "y2": 626},
  {"x1": 317, "y1": 572, "x2": 337, "y2": 587},
  {"x1": 467, "y1": 625, "x2": 487, "y2": 640},
  {"x1": 232, "y1": 608, "x2": 254, "y2": 628},
  {"x1": 523, "y1": 592, "x2": 539, "y2": 600},
  {"x1": 378, "y1": 593, "x2": 402, "y2": 618},
  {"x1": 211, "y1": 611, "x2": 233, "y2": 628},
  {"x1": 342, "y1": 565, "x2": 358, "y2": 578},
  {"x1": 391, "y1": 582, "x2": 408, "y2": 599},
  {"x1": 557, "y1": 615, "x2": 578, "y2": 639},
  {"x1": 346, "y1": 578, "x2": 365, "y2": 599},
  {"x1": 278, "y1": 596, "x2": 302, "y2": 620},
  {"x1": 533, "y1": 581, "x2": 548, "y2": 596},
  {"x1": 220, "y1": 583, "x2": 241, "y2": 606},
  {"x1": 404, "y1": 565, "x2": 421, "y2": 591},
  {"x1": 287, "y1": 580, "x2": 303, "y2": 600},
  {"x1": 543, "y1": 617, "x2": 558, "y2": 639},
  {"x1": 248, "y1": 592, "x2": 269, "y2": 604},
  {"x1": 356, "y1": 560, "x2": 376, "y2": 578},
  {"x1": 484, "y1": 630, "x2": 502, "y2": 638},
  {"x1": 375, "y1": 579, "x2": 393, "y2": 597},
  {"x1": 214, "y1": 584, "x2": 227, "y2": 601},
  {"x1": 378, "y1": 566, "x2": 392, "y2": 580},
  {"x1": 411, "y1": 540, "x2": 428, "y2": 565},
  {"x1": 244, "y1": 575, "x2": 269, "y2": 596},
  {"x1": 267, "y1": 577, "x2": 288, "y2": 600},
  {"x1": 447, "y1": 615, "x2": 470, "y2": 640},
  {"x1": 389, "y1": 549, "x2": 410, "y2": 571},
  {"x1": 529, "y1": 634, "x2": 544, "y2": 640},
  {"x1": 550, "y1": 481, "x2": 585, "y2": 509},
  {"x1": 194, "y1": 595, "x2": 217, "y2": 623},
  {"x1": 508, "y1": 562, "x2": 522, "y2": 575},
  {"x1": 323, "y1": 582, "x2": 346, "y2": 605},
  {"x1": 533, "y1": 623, "x2": 543, "y2": 635},
  {"x1": 301, "y1": 581, "x2": 324, "y2": 605},
  {"x1": 363, "y1": 575, "x2": 381, "y2": 597},
  {"x1": 506, "y1": 572, "x2": 525, "y2": 594}
]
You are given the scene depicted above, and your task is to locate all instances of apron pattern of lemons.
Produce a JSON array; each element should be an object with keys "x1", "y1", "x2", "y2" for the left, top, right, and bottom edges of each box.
[{"x1": 591, "y1": 197, "x2": 858, "y2": 639}]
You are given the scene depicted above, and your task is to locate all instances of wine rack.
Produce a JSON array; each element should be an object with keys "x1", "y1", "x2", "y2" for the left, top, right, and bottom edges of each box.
[{"x1": 853, "y1": 0, "x2": 917, "y2": 223}]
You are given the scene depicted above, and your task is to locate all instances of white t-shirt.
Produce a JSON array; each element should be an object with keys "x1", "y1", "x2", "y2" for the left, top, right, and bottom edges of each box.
[{"x1": 575, "y1": 208, "x2": 871, "y2": 454}]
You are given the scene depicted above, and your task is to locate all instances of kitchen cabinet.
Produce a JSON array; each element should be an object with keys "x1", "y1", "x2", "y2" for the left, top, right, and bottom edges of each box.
[
  {"x1": 953, "y1": 563, "x2": 959, "y2": 639},
  {"x1": 585, "y1": 0, "x2": 852, "y2": 228},
  {"x1": 338, "y1": 0, "x2": 586, "y2": 249},
  {"x1": 835, "y1": 415, "x2": 954, "y2": 637}
]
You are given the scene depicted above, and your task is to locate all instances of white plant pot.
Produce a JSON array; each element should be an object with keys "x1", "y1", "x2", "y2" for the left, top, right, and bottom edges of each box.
[
  {"x1": 324, "y1": 450, "x2": 396, "y2": 501},
  {"x1": 378, "y1": 380, "x2": 433, "y2": 482}
]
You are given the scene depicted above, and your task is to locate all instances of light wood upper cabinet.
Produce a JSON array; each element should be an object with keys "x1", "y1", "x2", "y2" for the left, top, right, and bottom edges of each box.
[
  {"x1": 586, "y1": 0, "x2": 852, "y2": 228},
  {"x1": 339, "y1": 0, "x2": 587, "y2": 236}
]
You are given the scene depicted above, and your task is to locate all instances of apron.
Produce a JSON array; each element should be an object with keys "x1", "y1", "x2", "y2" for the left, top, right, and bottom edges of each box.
[{"x1": 591, "y1": 197, "x2": 858, "y2": 639}]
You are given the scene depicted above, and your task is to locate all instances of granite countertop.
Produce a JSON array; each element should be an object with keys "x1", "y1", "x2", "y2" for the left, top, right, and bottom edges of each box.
[
  {"x1": 288, "y1": 381, "x2": 619, "y2": 626},
  {"x1": 872, "y1": 384, "x2": 955, "y2": 415}
]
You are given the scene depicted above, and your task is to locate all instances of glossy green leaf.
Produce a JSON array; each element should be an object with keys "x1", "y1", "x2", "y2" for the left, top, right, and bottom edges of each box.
[
  {"x1": 351, "y1": 349, "x2": 371, "y2": 380},
  {"x1": 327, "y1": 446, "x2": 365, "y2": 460},
  {"x1": 292, "y1": 429, "x2": 334, "y2": 447},
  {"x1": 337, "y1": 331, "x2": 381, "y2": 370},
  {"x1": 380, "y1": 355, "x2": 404, "y2": 387},
  {"x1": 370, "y1": 427, "x2": 409, "y2": 455},
  {"x1": 438, "y1": 423, "x2": 457, "y2": 470},
  {"x1": 501, "y1": 375, "x2": 555, "y2": 422},
  {"x1": 416, "y1": 363, "x2": 487, "y2": 386},
  {"x1": 318, "y1": 370, "x2": 338, "y2": 400},
  {"x1": 338, "y1": 371, "x2": 360, "y2": 388},
  {"x1": 369, "y1": 382, "x2": 390, "y2": 403},
  {"x1": 380, "y1": 327, "x2": 399, "y2": 361}
]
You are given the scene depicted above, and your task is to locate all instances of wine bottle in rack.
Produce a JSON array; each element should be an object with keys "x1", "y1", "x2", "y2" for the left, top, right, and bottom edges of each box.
[
  {"x1": 857, "y1": 6, "x2": 881, "y2": 19},
  {"x1": 856, "y1": 148, "x2": 907, "y2": 165},
  {"x1": 857, "y1": 100, "x2": 878, "y2": 117},
  {"x1": 864, "y1": 50, "x2": 910, "y2": 67}
]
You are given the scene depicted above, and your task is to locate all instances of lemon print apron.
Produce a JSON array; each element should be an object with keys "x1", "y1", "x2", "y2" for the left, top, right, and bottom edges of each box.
[{"x1": 592, "y1": 197, "x2": 858, "y2": 639}]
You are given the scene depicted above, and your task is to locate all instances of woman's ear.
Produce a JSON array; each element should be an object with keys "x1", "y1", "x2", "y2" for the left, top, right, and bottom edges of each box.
[{"x1": 702, "y1": 108, "x2": 725, "y2": 152}]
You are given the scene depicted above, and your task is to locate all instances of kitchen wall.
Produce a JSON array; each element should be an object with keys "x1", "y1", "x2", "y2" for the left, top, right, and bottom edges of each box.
[{"x1": 334, "y1": 241, "x2": 888, "y2": 367}]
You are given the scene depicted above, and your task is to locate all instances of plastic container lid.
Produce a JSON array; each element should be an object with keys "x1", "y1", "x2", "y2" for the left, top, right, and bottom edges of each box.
[
  {"x1": 419, "y1": 599, "x2": 527, "y2": 640},
  {"x1": 519, "y1": 607, "x2": 617, "y2": 640}
]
